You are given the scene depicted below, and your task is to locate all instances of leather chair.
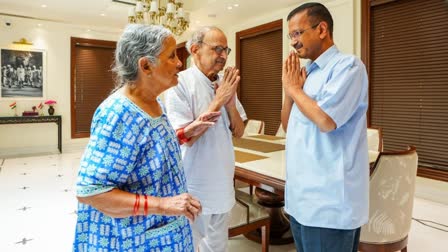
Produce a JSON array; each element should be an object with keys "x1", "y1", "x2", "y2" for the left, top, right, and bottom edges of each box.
[
  {"x1": 359, "y1": 146, "x2": 418, "y2": 252},
  {"x1": 367, "y1": 126, "x2": 383, "y2": 152},
  {"x1": 243, "y1": 119, "x2": 265, "y2": 136},
  {"x1": 275, "y1": 124, "x2": 286, "y2": 138}
]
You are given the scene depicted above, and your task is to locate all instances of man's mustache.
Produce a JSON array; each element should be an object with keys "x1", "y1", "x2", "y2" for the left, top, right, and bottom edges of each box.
[{"x1": 294, "y1": 43, "x2": 303, "y2": 50}]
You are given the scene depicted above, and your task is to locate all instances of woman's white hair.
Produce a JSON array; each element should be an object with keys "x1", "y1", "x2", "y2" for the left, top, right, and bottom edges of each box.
[{"x1": 112, "y1": 24, "x2": 172, "y2": 89}]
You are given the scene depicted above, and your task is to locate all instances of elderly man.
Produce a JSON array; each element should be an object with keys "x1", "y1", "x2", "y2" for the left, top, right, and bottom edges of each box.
[
  {"x1": 281, "y1": 2, "x2": 369, "y2": 252},
  {"x1": 165, "y1": 26, "x2": 247, "y2": 252}
]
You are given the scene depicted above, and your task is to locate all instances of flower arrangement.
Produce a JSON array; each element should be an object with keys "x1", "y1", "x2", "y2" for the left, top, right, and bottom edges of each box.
[
  {"x1": 45, "y1": 100, "x2": 57, "y2": 115},
  {"x1": 44, "y1": 99, "x2": 57, "y2": 105}
]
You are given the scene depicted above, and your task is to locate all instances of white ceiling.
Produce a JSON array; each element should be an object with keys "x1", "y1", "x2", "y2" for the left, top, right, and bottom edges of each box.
[{"x1": 0, "y1": 0, "x2": 307, "y2": 30}]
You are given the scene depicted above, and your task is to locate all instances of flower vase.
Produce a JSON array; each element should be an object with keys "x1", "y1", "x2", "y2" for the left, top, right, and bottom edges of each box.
[{"x1": 48, "y1": 105, "x2": 55, "y2": 116}]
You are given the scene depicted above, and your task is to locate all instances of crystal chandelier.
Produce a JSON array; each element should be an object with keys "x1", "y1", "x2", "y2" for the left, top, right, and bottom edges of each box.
[{"x1": 128, "y1": 0, "x2": 190, "y2": 36}]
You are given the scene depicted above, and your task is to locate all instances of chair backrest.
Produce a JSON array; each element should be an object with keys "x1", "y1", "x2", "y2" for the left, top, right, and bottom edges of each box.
[
  {"x1": 244, "y1": 119, "x2": 265, "y2": 136},
  {"x1": 276, "y1": 124, "x2": 286, "y2": 137},
  {"x1": 367, "y1": 127, "x2": 383, "y2": 152},
  {"x1": 360, "y1": 146, "x2": 418, "y2": 244}
]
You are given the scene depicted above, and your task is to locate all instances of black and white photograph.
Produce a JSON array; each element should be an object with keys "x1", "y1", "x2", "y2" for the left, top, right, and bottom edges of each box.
[{"x1": 1, "y1": 48, "x2": 45, "y2": 98}]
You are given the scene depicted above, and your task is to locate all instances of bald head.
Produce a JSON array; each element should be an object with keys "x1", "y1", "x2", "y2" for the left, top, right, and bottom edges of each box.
[{"x1": 186, "y1": 26, "x2": 226, "y2": 54}]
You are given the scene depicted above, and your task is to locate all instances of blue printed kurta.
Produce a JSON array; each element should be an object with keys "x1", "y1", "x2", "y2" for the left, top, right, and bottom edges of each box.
[{"x1": 73, "y1": 92, "x2": 193, "y2": 252}]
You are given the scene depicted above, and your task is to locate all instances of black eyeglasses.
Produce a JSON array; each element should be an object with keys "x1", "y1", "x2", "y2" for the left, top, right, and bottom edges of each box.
[
  {"x1": 287, "y1": 23, "x2": 320, "y2": 40},
  {"x1": 201, "y1": 42, "x2": 232, "y2": 55}
]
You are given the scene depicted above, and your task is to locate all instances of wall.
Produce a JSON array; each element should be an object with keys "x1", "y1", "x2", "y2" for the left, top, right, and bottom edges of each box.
[{"x1": 0, "y1": 15, "x2": 121, "y2": 156}]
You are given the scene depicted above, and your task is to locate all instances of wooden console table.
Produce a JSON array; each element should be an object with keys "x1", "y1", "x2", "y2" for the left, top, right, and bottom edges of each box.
[{"x1": 0, "y1": 116, "x2": 62, "y2": 153}]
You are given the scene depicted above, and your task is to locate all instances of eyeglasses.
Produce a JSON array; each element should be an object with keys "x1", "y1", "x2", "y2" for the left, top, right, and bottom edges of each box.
[
  {"x1": 287, "y1": 23, "x2": 320, "y2": 40},
  {"x1": 201, "y1": 42, "x2": 232, "y2": 55}
]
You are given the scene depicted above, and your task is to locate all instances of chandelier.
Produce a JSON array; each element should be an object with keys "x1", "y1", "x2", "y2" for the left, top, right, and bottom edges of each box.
[{"x1": 128, "y1": 0, "x2": 190, "y2": 36}]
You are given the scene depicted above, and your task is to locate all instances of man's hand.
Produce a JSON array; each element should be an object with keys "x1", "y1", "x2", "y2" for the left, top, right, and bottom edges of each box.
[
  {"x1": 224, "y1": 93, "x2": 237, "y2": 110},
  {"x1": 282, "y1": 51, "x2": 307, "y2": 97},
  {"x1": 183, "y1": 111, "x2": 221, "y2": 138},
  {"x1": 212, "y1": 67, "x2": 240, "y2": 110}
]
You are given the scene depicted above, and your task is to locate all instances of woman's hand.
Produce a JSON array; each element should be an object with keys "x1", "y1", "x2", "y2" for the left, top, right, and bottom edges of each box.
[
  {"x1": 159, "y1": 193, "x2": 202, "y2": 221},
  {"x1": 183, "y1": 111, "x2": 221, "y2": 138}
]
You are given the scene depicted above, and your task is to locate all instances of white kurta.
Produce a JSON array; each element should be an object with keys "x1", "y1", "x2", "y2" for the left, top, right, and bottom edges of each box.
[{"x1": 164, "y1": 65, "x2": 247, "y2": 214}]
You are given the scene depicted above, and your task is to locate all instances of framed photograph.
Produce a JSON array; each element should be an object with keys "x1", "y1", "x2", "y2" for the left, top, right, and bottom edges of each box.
[{"x1": 0, "y1": 48, "x2": 46, "y2": 99}]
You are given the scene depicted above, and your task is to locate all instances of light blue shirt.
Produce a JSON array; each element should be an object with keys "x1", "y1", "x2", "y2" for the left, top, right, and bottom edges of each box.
[{"x1": 284, "y1": 45, "x2": 369, "y2": 229}]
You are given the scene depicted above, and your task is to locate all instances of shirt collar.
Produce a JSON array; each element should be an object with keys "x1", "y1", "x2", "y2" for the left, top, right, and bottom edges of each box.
[
  {"x1": 305, "y1": 45, "x2": 339, "y2": 74},
  {"x1": 191, "y1": 64, "x2": 220, "y2": 89}
]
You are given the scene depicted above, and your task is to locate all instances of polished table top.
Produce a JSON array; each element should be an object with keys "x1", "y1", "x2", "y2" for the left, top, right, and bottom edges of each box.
[{"x1": 234, "y1": 135, "x2": 379, "y2": 182}]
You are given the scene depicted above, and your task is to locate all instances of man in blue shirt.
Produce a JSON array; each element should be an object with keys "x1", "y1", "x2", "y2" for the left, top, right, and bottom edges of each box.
[{"x1": 281, "y1": 2, "x2": 369, "y2": 252}]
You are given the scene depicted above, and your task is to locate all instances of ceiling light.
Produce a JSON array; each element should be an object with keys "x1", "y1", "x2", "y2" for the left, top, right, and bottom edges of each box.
[
  {"x1": 41, "y1": 4, "x2": 47, "y2": 8},
  {"x1": 227, "y1": 6, "x2": 233, "y2": 10},
  {"x1": 100, "y1": 13, "x2": 106, "y2": 16},
  {"x1": 127, "y1": 0, "x2": 190, "y2": 36},
  {"x1": 233, "y1": 4, "x2": 239, "y2": 7}
]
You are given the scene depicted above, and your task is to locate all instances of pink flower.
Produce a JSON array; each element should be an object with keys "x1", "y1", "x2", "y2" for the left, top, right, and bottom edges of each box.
[{"x1": 44, "y1": 100, "x2": 57, "y2": 105}]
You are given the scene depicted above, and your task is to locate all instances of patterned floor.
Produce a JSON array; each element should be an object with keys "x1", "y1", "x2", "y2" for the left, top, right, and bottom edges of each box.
[{"x1": 0, "y1": 152, "x2": 447, "y2": 252}]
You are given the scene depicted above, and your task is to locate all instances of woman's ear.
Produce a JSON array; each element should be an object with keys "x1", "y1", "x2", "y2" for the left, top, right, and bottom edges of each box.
[{"x1": 138, "y1": 57, "x2": 153, "y2": 76}]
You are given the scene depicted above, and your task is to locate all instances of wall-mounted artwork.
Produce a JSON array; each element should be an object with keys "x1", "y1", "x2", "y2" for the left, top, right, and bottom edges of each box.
[{"x1": 0, "y1": 48, "x2": 46, "y2": 99}]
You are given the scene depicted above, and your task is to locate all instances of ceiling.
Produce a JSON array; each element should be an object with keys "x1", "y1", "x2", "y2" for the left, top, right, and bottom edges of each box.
[{"x1": 0, "y1": 0, "x2": 308, "y2": 31}]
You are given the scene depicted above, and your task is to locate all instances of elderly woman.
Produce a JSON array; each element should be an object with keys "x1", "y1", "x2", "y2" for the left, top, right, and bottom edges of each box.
[{"x1": 73, "y1": 25, "x2": 220, "y2": 251}]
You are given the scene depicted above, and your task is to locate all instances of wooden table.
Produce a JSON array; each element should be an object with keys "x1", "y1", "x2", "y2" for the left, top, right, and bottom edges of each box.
[
  {"x1": 234, "y1": 135, "x2": 291, "y2": 244},
  {"x1": 234, "y1": 135, "x2": 379, "y2": 245},
  {"x1": 0, "y1": 116, "x2": 62, "y2": 153}
]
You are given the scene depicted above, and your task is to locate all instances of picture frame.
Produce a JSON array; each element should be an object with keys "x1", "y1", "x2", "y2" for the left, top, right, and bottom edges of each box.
[{"x1": 0, "y1": 48, "x2": 46, "y2": 99}]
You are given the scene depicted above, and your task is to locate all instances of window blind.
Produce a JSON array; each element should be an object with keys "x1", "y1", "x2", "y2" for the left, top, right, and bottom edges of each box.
[
  {"x1": 370, "y1": 0, "x2": 448, "y2": 170},
  {"x1": 239, "y1": 28, "x2": 283, "y2": 135}
]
